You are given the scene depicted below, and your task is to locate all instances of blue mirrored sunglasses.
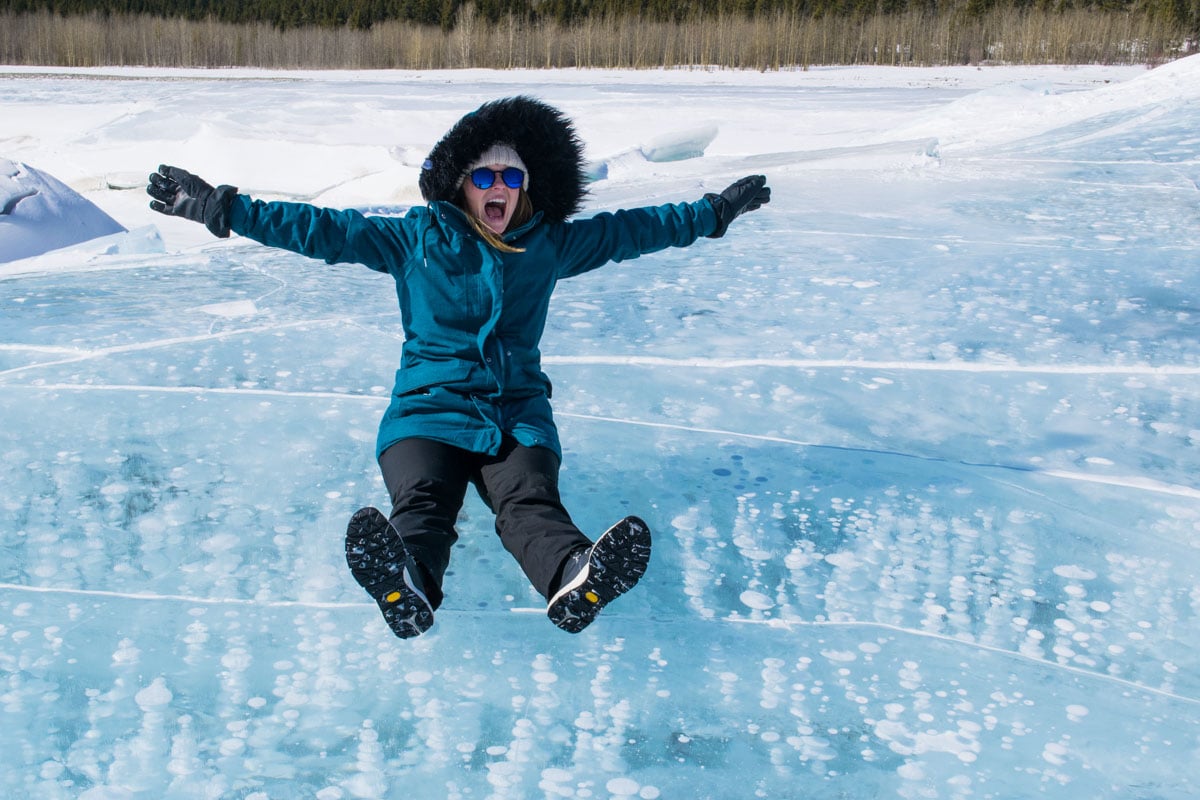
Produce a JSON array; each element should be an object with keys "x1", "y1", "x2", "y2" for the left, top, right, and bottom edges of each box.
[{"x1": 471, "y1": 166, "x2": 525, "y2": 190}]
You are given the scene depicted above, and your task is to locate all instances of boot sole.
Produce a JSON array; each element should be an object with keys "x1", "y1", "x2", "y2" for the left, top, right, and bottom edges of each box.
[
  {"x1": 547, "y1": 515, "x2": 651, "y2": 634},
  {"x1": 345, "y1": 507, "x2": 434, "y2": 639}
]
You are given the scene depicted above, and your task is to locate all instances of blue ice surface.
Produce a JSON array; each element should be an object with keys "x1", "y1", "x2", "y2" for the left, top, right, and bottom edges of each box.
[{"x1": 1, "y1": 69, "x2": 1200, "y2": 799}]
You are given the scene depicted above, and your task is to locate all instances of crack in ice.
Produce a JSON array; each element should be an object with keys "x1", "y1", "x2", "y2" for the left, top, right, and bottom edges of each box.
[
  {"x1": 3, "y1": 381, "x2": 1198, "y2": 498},
  {"x1": 3, "y1": 580, "x2": 1194, "y2": 708}
]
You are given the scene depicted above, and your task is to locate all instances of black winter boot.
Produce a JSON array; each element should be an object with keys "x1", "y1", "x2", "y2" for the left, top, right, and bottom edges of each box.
[
  {"x1": 547, "y1": 516, "x2": 651, "y2": 634},
  {"x1": 346, "y1": 507, "x2": 435, "y2": 639}
]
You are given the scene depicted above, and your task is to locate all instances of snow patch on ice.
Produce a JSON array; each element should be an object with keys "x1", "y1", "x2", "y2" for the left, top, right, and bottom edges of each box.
[{"x1": 199, "y1": 299, "x2": 259, "y2": 318}]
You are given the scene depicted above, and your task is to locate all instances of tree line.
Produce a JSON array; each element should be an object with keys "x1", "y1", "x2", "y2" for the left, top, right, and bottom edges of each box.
[
  {"x1": 3, "y1": 0, "x2": 1197, "y2": 34},
  {"x1": 0, "y1": 0, "x2": 1195, "y2": 67}
]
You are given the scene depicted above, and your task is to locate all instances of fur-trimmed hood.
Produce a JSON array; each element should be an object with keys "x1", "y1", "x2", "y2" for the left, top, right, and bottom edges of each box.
[{"x1": 419, "y1": 96, "x2": 587, "y2": 224}]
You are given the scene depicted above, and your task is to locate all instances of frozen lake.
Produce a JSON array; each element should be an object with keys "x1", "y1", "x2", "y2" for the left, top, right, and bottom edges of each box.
[{"x1": 2, "y1": 58, "x2": 1199, "y2": 798}]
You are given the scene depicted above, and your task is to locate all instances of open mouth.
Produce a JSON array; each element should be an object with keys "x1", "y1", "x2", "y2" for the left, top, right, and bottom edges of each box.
[{"x1": 484, "y1": 197, "x2": 507, "y2": 223}]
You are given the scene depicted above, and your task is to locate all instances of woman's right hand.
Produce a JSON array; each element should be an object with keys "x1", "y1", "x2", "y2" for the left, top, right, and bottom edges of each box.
[{"x1": 147, "y1": 164, "x2": 238, "y2": 238}]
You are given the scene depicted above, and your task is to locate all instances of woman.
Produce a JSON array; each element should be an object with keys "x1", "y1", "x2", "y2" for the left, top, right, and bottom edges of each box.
[{"x1": 147, "y1": 96, "x2": 770, "y2": 638}]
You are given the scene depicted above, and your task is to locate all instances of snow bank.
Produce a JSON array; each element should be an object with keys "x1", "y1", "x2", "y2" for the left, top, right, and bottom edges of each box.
[
  {"x1": 0, "y1": 158, "x2": 126, "y2": 263},
  {"x1": 900, "y1": 52, "x2": 1200, "y2": 150}
]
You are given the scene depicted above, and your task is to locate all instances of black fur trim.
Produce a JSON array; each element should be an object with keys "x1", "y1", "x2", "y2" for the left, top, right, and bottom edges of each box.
[{"x1": 419, "y1": 96, "x2": 587, "y2": 224}]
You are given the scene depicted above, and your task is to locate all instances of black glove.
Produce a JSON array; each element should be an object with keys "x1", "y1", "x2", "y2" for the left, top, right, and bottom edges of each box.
[
  {"x1": 147, "y1": 165, "x2": 238, "y2": 238},
  {"x1": 705, "y1": 174, "x2": 771, "y2": 238}
]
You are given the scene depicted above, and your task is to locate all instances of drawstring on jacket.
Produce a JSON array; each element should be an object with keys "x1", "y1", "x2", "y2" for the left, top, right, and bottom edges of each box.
[{"x1": 421, "y1": 204, "x2": 436, "y2": 269}]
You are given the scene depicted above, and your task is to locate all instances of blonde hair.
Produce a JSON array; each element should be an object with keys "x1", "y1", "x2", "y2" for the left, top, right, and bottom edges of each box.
[{"x1": 464, "y1": 190, "x2": 534, "y2": 254}]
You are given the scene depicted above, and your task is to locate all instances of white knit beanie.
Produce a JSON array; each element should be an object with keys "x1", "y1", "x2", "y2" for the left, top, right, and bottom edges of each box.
[{"x1": 461, "y1": 143, "x2": 529, "y2": 190}]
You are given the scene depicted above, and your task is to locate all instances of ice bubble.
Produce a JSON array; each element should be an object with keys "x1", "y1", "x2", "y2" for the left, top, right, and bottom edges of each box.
[
  {"x1": 134, "y1": 678, "x2": 173, "y2": 710},
  {"x1": 221, "y1": 648, "x2": 253, "y2": 671},
  {"x1": 112, "y1": 639, "x2": 141, "y2": 665},
  {"x1": 740, "y1": 590, "x2": 775, "y2": 610},
  {"x1": 219, "y1": 738, "x2": 246, "y2": 756},
  {"x1": 825, "y1": 552, "x2": 861, "y2": 569},
  {"x1": 784, "y1": 549, "x2": 813, "y2": 569},
  {"x1": 201, "y1": 532, "x2": 239, "y2": 554},
  {"x1": 404, "y1": 671, "x2": 433, "y2": 685},
  {"x1": 1052, "y1": 565, "x2": 1097, "y2": 581},
  {"x1": 606, "y1": 777, "x2": 641, "y2": 796},
  {"x1": 1042, "y1": 742, "x2": 1068, "y2": 765},
  {"x1": 912, "y1": 729, "x2": 977, "y2": 760},
  {"x1": 1066, "y1": 704, "x2": 1089, "y2": 720},
  {"x1": 343, "y1": 773, "x2": 386, "y2": 798},
  {"x1": 79, "y1": 789, "x2": 136, "y2": 800},
  {"x1": 670, "y1": 513, "x2": 698, "y2": 531}
]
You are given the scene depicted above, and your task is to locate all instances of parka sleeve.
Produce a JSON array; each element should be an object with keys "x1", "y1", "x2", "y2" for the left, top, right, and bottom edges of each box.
[
  {"x1": 228, "y1": 195, "x2": 418, "y2": 272},
  {"x1": 552, "y1": 198, "x2": 719, "y2": 279}
]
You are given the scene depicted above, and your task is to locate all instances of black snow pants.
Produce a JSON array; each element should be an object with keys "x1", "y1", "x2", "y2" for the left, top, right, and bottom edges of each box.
[{"x1": 377, "y1": 436, "x2": 591, "y2": 609}]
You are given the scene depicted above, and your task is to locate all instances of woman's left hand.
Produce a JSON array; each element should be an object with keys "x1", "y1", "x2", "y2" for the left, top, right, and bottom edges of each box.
[{"x1": 705, "y1": 175, "x2": 771, "y2": 238}]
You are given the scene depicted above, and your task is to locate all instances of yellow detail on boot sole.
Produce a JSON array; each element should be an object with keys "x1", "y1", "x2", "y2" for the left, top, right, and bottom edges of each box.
[
  {"x1": 585, "y1": 591, "x2": 600, "y2": 604},
  {"x1": 385, "y1": 591, "x2": 402, "y2": 603}
]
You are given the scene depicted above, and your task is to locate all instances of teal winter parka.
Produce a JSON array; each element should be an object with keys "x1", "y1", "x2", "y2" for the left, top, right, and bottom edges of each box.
[{"x1": 229, "y1": 194, "x2": 720, "y2": 460}]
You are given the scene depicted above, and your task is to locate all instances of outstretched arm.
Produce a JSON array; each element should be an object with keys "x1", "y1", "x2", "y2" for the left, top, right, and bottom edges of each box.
[
  {"x1": 555, "y1": 174, "x2": 771, "y2": 278},
  {"x1": 146, "y1": 164, "x2": 411, "y2": 270}
]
